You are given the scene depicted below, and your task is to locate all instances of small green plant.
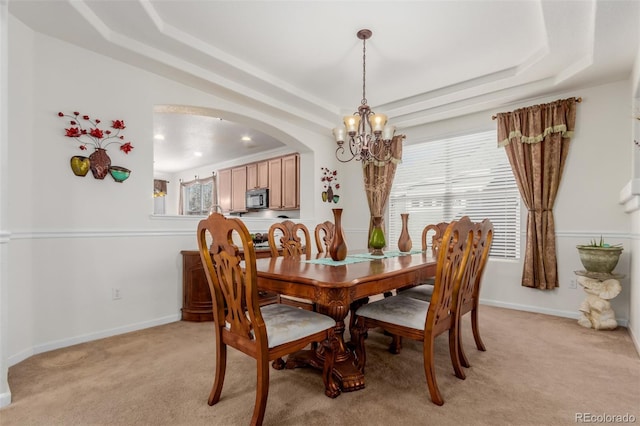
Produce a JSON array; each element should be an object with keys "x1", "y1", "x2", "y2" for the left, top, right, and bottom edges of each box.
[{"x1": 583, "y1": 236, "x2": 622, "y2": 248}]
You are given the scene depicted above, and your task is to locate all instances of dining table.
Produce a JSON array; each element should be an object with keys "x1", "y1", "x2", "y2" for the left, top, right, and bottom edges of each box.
[{"x1": 255, "y1": 249, "x2": 436, "y2": 393}]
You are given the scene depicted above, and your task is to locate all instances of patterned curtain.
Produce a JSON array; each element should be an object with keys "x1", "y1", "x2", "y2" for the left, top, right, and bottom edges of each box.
[
  {"x1": 153, "y1": 179, "x2": 167, "y2": 197},
  {"x1": 362, "y1": 135, "x2": 404, "y2": 246},
  {"x1": 496, "y1": 97, "x2": 577, "y2": 290}
]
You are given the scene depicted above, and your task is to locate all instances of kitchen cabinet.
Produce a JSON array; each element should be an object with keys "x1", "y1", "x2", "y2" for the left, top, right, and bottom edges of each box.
[
  {"x1": 231, "y1": 166, "x2": 247, "y2": 212},
  {"x1": 218, "y1": 168, "x2": 232, "y2": 212},
  {"x1": 268, "y1": 154, "x2": 299, "y2": 210},
  {"x1": 268, "y1": 157, "x2": 282, "y2": 209},
  {"x1": 246, "y1": 160, "x2": 269, "y2": 189},
  {"x1": 218, "y1": 154, "x2": 298, "y2": 212},
  {"x1": 281, "y1": 154, "x2": 299, "y2": 209}
]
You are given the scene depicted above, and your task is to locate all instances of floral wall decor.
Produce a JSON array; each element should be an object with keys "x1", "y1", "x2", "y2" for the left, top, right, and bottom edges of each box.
[
  {"x1": 321, "y1": 167, "x2": 340, "y2": 203},
  {"x1": 58, "y1": 111, "x2": 134, "y2": 182}
]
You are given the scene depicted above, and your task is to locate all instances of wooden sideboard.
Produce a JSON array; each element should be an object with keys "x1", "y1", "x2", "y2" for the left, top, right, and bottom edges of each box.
[{"x1": 180, "y1": 248, "x2": 279, "y2": 321}]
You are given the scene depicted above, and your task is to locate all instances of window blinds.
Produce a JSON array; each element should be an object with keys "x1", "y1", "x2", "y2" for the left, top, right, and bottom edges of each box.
[{"x1": 388, "y1": 130, "x2": 520, "y2": 259}]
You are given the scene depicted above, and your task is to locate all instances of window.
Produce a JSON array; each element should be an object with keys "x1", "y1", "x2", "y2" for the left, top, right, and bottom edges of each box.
[
  {"x1": 388, "y1": 130, "x2": 520, "y2": 259},
  {"x1": 180, "y1": 176, "x2": 214, "y2": 215}
]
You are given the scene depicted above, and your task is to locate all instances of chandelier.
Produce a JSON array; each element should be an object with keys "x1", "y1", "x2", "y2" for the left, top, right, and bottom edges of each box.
[{"x1": 333, "y1": 29, "x2": 396, "y2": 163}]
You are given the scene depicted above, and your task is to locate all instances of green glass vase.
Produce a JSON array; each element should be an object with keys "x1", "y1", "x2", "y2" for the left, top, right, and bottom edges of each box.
[{"x1": 369, "y1": 216, "x2": 386, "y2": 256}]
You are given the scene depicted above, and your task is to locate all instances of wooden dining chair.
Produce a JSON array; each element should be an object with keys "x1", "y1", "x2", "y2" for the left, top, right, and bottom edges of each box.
[
  {"x1": 454, "y1": 219, "x2": 493, "y2": 368},
  {"x1": 314, "y1": 221, "x2": 335, "y2": 255},
  {"x1": 197, "y1": 213, "x2": 340, "y2": 426},
  {"x1": 351, "y1": 218, "x2": 474, "y2": 406},
  {"x1": 268, "y1": 220, "x2": 312, "y2": 258},
  {"x1": 399, "y1": 218, "x2": 493, "y2": 376},
  {"x1": 268, "y1": 220, "x2": 315, "y2": 311}
]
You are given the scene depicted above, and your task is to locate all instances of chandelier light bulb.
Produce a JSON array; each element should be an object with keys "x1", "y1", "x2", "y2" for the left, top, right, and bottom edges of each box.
[
  {"x1": 382, "y1": 125, "x2": 396, "y2": 141},
  {"x1": 369, "y1": 113, "x2": 387, "y2": 133},
  {"x1": 344, "y1": 115, "x2": 360, "y2": 135}
]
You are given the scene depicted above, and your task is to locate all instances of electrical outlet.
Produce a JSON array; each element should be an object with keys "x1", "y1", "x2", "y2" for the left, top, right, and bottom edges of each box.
[
  {"x1": 112, "y1": 288, "x2": 122, "y2": 300},
  {"x1": 569, "y1": 279, "x2": 577, "y2": 289}
]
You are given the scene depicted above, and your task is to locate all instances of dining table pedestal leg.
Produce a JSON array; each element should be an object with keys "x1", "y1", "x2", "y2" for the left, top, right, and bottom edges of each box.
[{"x1": 281, "y1": 302, "x2": 365, "y2": 392}]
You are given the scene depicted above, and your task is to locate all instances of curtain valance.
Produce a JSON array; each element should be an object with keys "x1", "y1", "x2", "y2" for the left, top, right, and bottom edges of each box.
[{"x1": 496, "y1": 97, "x2": 577, "y2": 147}]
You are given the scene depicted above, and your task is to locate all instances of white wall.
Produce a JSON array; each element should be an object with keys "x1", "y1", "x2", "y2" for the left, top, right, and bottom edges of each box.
[{"x1": 2, "y1": 11, "x2": 637, "y2": 409}]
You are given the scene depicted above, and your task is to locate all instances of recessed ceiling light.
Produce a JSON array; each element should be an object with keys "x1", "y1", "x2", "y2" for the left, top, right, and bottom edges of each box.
[
  {"x1": 241, "y1": 136, "x2": 252, "y2": 142},
  {"x1": 194, "y1": 151, "x2": 203, "y2": 157},
  {"x1": 154, "y1": 134, "x2": 165, "y2": 140}
]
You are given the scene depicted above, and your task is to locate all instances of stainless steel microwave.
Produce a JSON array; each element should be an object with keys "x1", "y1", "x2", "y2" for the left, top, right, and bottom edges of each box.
[{"x1": 246, "y1": 188, "x2": 269, "y2": 209}]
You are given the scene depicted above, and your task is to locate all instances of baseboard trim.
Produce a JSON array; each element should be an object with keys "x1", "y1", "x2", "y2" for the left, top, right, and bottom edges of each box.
[
  {"x1": 0, "y1": 390, "x2": 11, "y2": 408},
  {"x1": 8, "y1": 314, "x2": 181, "y2": 367},
  {"x1": 628, "y1": 323, "x2": 640, "y2": 357},
  {"x1": 480, "y1": 298, "x2": 629, "y2": 328},
  {"x1": 0, "y1": 392, "x2": 11, "y2": 408}
]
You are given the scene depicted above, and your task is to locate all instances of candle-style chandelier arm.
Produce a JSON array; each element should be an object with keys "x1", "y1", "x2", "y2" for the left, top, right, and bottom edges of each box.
[{"x1": 332, "y1": 29, "x2": 399, "y2": 164}]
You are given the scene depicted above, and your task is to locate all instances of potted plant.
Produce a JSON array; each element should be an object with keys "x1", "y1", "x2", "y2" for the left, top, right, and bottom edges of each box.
[{"x1": 576, "y1": 236, "x2": 623, "y2": 274}]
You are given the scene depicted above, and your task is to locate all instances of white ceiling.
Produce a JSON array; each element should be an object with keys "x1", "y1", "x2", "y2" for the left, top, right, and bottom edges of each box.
[{"x1": 9, "y1": 0, "x2": 640, "y2": 173}]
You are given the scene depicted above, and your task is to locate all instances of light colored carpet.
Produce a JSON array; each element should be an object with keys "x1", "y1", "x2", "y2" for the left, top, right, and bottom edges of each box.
[{"x1": 1, "y1": 305, "x2": 638, "y2": 426}]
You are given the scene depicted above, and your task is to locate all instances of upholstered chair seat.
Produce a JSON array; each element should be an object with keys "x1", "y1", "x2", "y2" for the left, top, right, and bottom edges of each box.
[
  {"x1": 259, "y1": 304, "x2": 336, "y2": 348},
  {"x1": 356, "y1": 295, "x2": 429, "y2": 330}
]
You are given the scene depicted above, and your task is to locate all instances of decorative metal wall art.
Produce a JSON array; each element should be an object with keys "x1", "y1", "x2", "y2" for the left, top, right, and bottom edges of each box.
[
  {"x1": 58, "y1": 111, "x2": 134, "y2": 182},
  {"x1": 321, "y1": 167, "x2": 340, "y2": 203}
]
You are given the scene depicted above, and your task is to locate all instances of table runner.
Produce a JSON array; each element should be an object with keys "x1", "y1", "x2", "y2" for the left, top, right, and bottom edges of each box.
[{"x1": 302, "y1": 249, "x2": 424, "y2": 266}]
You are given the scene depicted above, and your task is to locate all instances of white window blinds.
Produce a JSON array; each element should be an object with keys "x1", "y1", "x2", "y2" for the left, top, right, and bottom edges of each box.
[{"x1": 388, "y1": 130, "x2": 520, "y2": 259}]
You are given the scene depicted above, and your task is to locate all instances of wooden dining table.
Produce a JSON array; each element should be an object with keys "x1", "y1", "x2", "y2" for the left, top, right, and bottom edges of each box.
[{"x1": 255, "y1": 250, "x2": 436, "y2": 393}]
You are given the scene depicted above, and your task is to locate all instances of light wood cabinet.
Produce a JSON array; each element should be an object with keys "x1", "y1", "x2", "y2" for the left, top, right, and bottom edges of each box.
[
  {"x1": 268, "y1": 157, "x2": 283, "y2": 209},
  {"x1": 218, "y1": 154, "x2": 298, "y2": 212},
  {"x1": 231, "y1": 166, "x2": 247, "y2": 212},
  {"x1": 246, "y1": 160, "x2": 269, "y2": 189},
  {"x1": 281, "y1": 154, "x2": 299, "y2": 209},
  {"x1": 218, "y1": 168, "x2": 232, "y2": 212},
  {"x1": 257, "y1": 161, "x2": 269, "y2": 188}
]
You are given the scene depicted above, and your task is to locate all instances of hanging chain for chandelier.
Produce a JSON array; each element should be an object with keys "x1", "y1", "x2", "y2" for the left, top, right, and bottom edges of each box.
[{"x1": 333, "y1": 29, "x2": 396, "y2": 163}]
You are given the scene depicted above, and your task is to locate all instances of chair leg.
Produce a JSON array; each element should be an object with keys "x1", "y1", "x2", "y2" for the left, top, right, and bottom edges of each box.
[
  {"x1": 208, "y1": 340, "x2": 227, "y2": 406},
  {"x1": 457, "y1": 328, "x2": 471, "y2": 369},
  {"x1": 251, "y1": 357, "x2": 270, "y2": 426},
  {"x1": 389, "y1": 334, "x2": 403, "y2": 354},
  {"x1": 449, "y1": 327, "x2": 466, "y2": 380},
  {"x1": 471, "y1": 307, "x2": 486, "y2": 351},
  {"x1": 351, "y1": 317, "x2": 368, "y2": 373},
  {"x1": 322, "y1": 332, "x2": 341, "y2": 399},
  {"x1": 423, "y1": 337, "x2": 444, "y2": 406}
]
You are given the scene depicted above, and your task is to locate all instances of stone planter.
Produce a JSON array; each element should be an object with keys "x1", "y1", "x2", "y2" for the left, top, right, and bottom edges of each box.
[{"x1": 576, "y1": 246, "x2": 623, "y2": 274}]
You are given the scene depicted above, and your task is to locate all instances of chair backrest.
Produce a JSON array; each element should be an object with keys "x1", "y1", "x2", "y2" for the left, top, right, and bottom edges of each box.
[
  {"x1": 458, "y1": 218, "x2": 494, "y2": 315},
  {"x1": 314, "y1": 221, "x2": 335, "y2": 254},
  {"x1": 268, "y1": 220, "x2": 312, "y2": 258},
  {"x1": 426, "y1": 217, "x2": 474, "y2": 336},
  {"x1": 421, "y1": 222, "x2": 449, "y2": 257},
  {"x1": 197, "y1": 213, "x2": 268, "y2": 351}
]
